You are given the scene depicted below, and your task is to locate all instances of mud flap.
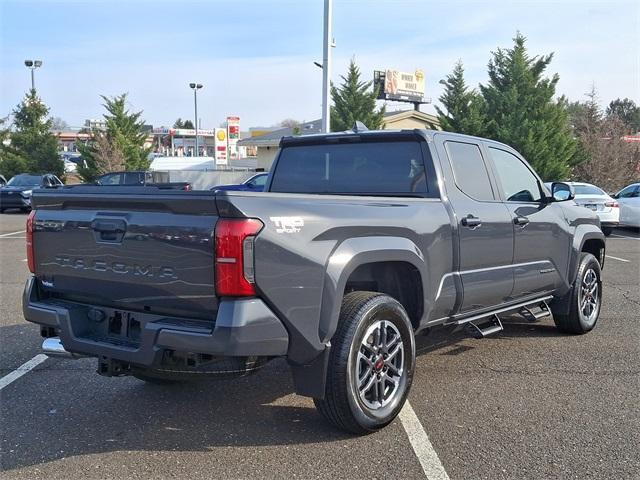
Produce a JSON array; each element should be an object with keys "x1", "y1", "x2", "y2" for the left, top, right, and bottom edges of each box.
[{"x1": 289, "y1": 346, "x2": 330, "y2": 399}]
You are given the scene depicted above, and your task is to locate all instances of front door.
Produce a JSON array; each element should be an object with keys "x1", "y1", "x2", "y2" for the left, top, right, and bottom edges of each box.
[
  {"x1": 486, "y1": 145, "x2": 572, "y2": 298},
  {"x1": 435, "y1": 135, "x2": 515, "y2": 314}
]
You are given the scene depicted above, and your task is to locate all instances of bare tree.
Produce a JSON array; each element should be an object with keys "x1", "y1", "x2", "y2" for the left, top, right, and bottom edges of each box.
[
  {"x1": 92, "y1": 132, "x2": 125, "y2": 175},
  {"x1": 51, "y1": 116, "x2": 69, "y2": 131},
  {"x1": 572, "y1": 115, "x2": 640, "y2": 191}
]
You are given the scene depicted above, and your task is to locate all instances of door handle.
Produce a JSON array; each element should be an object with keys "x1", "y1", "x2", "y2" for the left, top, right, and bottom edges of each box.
[
  {"x1": 461, "y1": 215, "x2": 482, "y2": 228},
  {"x1": 514, "y1": 216, "x2": 530, "y2": 226}
]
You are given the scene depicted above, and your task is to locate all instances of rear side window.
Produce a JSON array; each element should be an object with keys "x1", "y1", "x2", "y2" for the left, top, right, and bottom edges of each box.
[
  {"x1": 445, "y1": 141, "x2": 495, "y2": 201},
  {"x1": 270, "y1": 141, "x2": 429, "y2": 196}
]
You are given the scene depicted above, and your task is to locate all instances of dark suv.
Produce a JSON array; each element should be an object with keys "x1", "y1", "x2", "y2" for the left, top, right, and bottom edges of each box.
[{"x1": 0, "y1": 173, "x2": 63, "y2": 213}]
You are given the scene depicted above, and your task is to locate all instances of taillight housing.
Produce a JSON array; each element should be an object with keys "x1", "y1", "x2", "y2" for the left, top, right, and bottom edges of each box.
[
  {"x1": 26, "y1": 210, "x2": 36, "y2": 273},
  {"x1": 604, "y1": 201, "x2": 619, "y2": 208},
  {"x1": 215, "y1": 218, "x2": 263, "y2": 296}
]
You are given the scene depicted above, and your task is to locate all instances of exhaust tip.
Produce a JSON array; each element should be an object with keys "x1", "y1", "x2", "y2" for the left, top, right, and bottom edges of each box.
[{"x1": 42, "y1": 337, "x2": 74, "y2": 358}]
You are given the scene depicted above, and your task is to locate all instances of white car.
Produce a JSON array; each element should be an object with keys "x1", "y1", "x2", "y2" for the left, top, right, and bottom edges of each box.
[
  {"x1": 555, "y1": 182, "x2": 620, "y2": 236},
  {"x1": 613, "y1": 183, "x2": 640, "y2": 228}
]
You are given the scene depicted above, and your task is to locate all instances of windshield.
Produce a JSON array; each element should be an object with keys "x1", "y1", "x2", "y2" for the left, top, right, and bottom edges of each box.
[
  {"x1": 574, "y1": 184, "x2": 605, "y2": 195},
  {"x1": 6, "y1": 175, "x2": 42, "y2": 187}
]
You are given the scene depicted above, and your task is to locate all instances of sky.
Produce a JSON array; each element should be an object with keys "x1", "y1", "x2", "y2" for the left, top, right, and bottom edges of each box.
[{"x1": 0, "y1": 0, "x2": 638, "y2": 130}]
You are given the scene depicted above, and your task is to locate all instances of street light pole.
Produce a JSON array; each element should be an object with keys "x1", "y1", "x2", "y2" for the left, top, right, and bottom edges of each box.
[
  {"x1": 24, "y1": 60, "x2": 43, "y2": 91},
  {"x1": 189, "y1": 83, "x2": 203, "y2": 157},
  {"x1": 321, "y1": 0, "x2": 332, "y2": 133}
]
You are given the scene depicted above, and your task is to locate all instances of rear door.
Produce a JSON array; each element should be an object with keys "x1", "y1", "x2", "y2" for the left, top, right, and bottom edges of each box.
[
  {"x1": 485, "y1": 145, "x2": 571, "y2": 298},
  {"x1": 434, "y1": 134, "x2": 514, "y2": 314}
]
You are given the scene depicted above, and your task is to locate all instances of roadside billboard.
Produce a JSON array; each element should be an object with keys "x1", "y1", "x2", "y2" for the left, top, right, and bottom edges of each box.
[
  {"x1": 373, "y1": 69, "x2": 425, "y2": 103},
  {"x1": 227, "y1": 116, "x2": 240, "y2": 160}
]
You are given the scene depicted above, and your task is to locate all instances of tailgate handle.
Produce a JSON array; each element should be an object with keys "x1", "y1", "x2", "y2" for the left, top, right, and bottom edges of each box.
[{"x1": 91, "y1": 219, "x2": 126, "y2": 242}]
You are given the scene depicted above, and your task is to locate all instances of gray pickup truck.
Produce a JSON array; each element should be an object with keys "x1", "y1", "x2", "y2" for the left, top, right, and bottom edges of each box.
[{"x1": 23, "y1": 129, "x2": 605, "y2": 433}]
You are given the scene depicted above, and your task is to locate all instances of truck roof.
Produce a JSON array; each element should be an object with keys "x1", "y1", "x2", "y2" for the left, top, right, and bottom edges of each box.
[{"x1": 279, "y1": 128, "x2": 512, "y2": 151}]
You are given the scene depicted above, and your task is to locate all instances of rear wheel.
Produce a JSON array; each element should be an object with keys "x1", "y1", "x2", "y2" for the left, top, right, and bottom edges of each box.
[
  {"x1": 602, "y1": 227, "x2": 613, "y2": 236},
  {"x1": 554, "y1": 252, "x2": 602, "y2": 334},
  {"x1": 314, "y1": 292, "x2": 416, "y2": 434}
]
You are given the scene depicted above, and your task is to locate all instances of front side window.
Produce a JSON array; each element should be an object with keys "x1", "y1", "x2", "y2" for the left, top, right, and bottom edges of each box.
[
  {"x1": 270, "y1": 141, "x2": 428, "y2": 195},
  {"x1": 445, "y1": 141, "x2": 495, "y2": 201},
  {"x1": 251, "y1": 174, "x2": 268, "y2": 188},
  {"x1": 100, "y1": 174, "x2": 121, "y2": 185},
  {"x1": 617, "y1": 186, "x2": 639, "y2": 198},
  {"x1": 489, "y1": 147, "x2": 542, "y2": 202}
]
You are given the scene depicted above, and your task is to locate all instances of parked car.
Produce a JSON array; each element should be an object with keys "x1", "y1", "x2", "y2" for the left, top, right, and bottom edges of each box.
[
  {"x1": 612, "y1": 182, "x2": 640, "y2": 228},
  {"x1": 95, "y1": 171, "x2": 191, "y2": 190},
  {"x1": 0, "y1": 174, "x2": 6, "y2": 187},
  {"x1": 23, "y1": 129, "x2": 605, "y2": 434},
  {"x1": 545, "y1": 182, "x2": 619, "y2": 235},
  {"x1": 0, "y1": 173, "x2": 63, "y2": 213},
  {"x1": 211, "y1": 172, "x2": 269, "y2": 192}
]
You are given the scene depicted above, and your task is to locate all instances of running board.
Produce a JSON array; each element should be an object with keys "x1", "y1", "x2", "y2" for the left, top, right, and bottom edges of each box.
[
  {"x1": 450, "y1": 295, "x2": 554, "y2": 327},
  {"x1": 466, "y1": 315, "x2": 503, "y2": 339},
  {"x1": 519, "y1": 300, "x2": 551, "y2": 322}
]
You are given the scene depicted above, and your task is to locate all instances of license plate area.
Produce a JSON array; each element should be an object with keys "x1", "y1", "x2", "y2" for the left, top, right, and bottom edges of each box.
[
  {"x1": 72, "y1": 307, "x2": 143, "y2": 348},
  {"x1": 584, "y1": 203, "x2": 597, "y2": 211}
]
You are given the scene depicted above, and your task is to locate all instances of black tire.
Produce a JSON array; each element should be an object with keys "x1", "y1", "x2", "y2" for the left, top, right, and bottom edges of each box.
[
  {"x1": 314, "y1": 292, "x2": 416, "y2": 434},
  {"x1": 554, "y1": 252, "x2": 602, "y2": 334},
  {"x1": 602, "y1": 227, "x2": 613, "y2": 236},
  {"x1": 0, "y1": 208, "x2": 4, "y2": 213}
]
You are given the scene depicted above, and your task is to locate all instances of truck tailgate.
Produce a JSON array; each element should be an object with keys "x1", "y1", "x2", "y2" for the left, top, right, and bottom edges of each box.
[{"x1": 31, "y1": 187, "x2": 219, "y2": 319}]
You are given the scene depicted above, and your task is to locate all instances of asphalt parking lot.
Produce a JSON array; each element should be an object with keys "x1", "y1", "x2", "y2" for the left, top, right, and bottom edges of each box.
[{"x1": 1, "y1": 211, "x2": 639, "y2": 479}]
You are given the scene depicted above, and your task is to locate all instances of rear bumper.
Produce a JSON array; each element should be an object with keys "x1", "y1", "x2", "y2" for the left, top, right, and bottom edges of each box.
[{"x1": 22, "y1": 276, "x2": 289, "y2": 367}]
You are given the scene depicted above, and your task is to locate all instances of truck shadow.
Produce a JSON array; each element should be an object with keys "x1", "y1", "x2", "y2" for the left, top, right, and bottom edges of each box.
[{"x1": 1, "y1": 316, "x2": 566, "y2": 473}]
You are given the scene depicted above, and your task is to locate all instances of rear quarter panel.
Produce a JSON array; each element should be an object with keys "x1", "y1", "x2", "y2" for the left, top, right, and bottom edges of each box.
[{"x1": 217, "y1": 192, "x2": 453, "y2": 364}]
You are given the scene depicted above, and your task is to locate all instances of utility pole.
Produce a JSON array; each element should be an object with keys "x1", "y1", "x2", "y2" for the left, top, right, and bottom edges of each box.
[{"x1": 321, "y1": 0, "x2": 332, "y2": 133}]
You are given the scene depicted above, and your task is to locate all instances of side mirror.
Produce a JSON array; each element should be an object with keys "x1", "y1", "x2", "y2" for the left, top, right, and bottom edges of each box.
[{"x1": 551, "y1": 182, "x2": 575, "y2": 202}]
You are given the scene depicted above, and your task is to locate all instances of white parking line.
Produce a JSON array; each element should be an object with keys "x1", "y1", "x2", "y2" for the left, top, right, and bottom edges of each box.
[
  {"x1": 0, "y1": 230, "x2": 24, "y2": 238},
  {"x1": 606, "y1": 255, "x2": 631, "y2": 263},
  {"x1": 611, "y1": 234, "x2": 640, "y2": 240},
  {"x1": 399, "y1": 401, "x2": 450, "y2": 480},
  {"x1": 0, "y1": 354, "x2": 48, "y2": 390}
]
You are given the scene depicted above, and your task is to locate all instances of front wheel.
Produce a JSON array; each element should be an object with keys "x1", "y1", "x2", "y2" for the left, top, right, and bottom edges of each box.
[
  {"x1": 554, "y1": 252, "x2": 602, "y2": 334},
  {"x1": 314, "y1": 292, "x2": 416, "y2": 434}
]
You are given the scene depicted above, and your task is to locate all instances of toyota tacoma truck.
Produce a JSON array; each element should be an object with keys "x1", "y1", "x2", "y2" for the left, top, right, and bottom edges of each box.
[{"x1": 23, "y1": 129, "x2": 606, "y2": 434}]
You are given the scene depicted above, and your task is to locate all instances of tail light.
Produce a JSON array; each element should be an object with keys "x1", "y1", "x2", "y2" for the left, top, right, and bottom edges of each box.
[
  {"x1": 26, "y1": 210, "x2": 36, "y2": 273},
  {"x1": 605, "y1": 201, "x2": 618, "y2": 208},
  {"x1": 214, "y1": 218, "x2": 263, "y2": 296}
]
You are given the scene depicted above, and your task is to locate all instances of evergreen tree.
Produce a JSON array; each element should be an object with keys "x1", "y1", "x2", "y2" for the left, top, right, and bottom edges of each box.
[
  {"x1": 436, "y1": 60, "x2": 485, "y2": 136},
  {"x1": 331, "y1": 59, "x2": 385, "y2": 132},
  {"x1": 182, "y1": 119, "x2": 194, "y2": 129},
  {"x1": 479, "y1": 33, "x2": 577, "y2": 180},
  {"x1": 606, "y1": 98, "x2": 640, "y2": 133},
  {"x1": 77, "y1": 93, "x2": 151, "y2": 181},
  {"x1": 173, "y1": 118, "x2": 184, "y2": 128},
  {"x1": 0, "y1": 90, "x2": 62, "y2": 178}
]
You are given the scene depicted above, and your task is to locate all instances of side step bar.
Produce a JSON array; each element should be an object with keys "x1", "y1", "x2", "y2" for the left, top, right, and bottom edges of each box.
[
  {"x1": 451, "y1": 295, "x2": 554, "y2": 339},
  {"x1": 466, "y1": 315, "x2": 503, "y2": 339},
  {"x1": 520, "y1": 300, "x2": 551, "y2": 322}
]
